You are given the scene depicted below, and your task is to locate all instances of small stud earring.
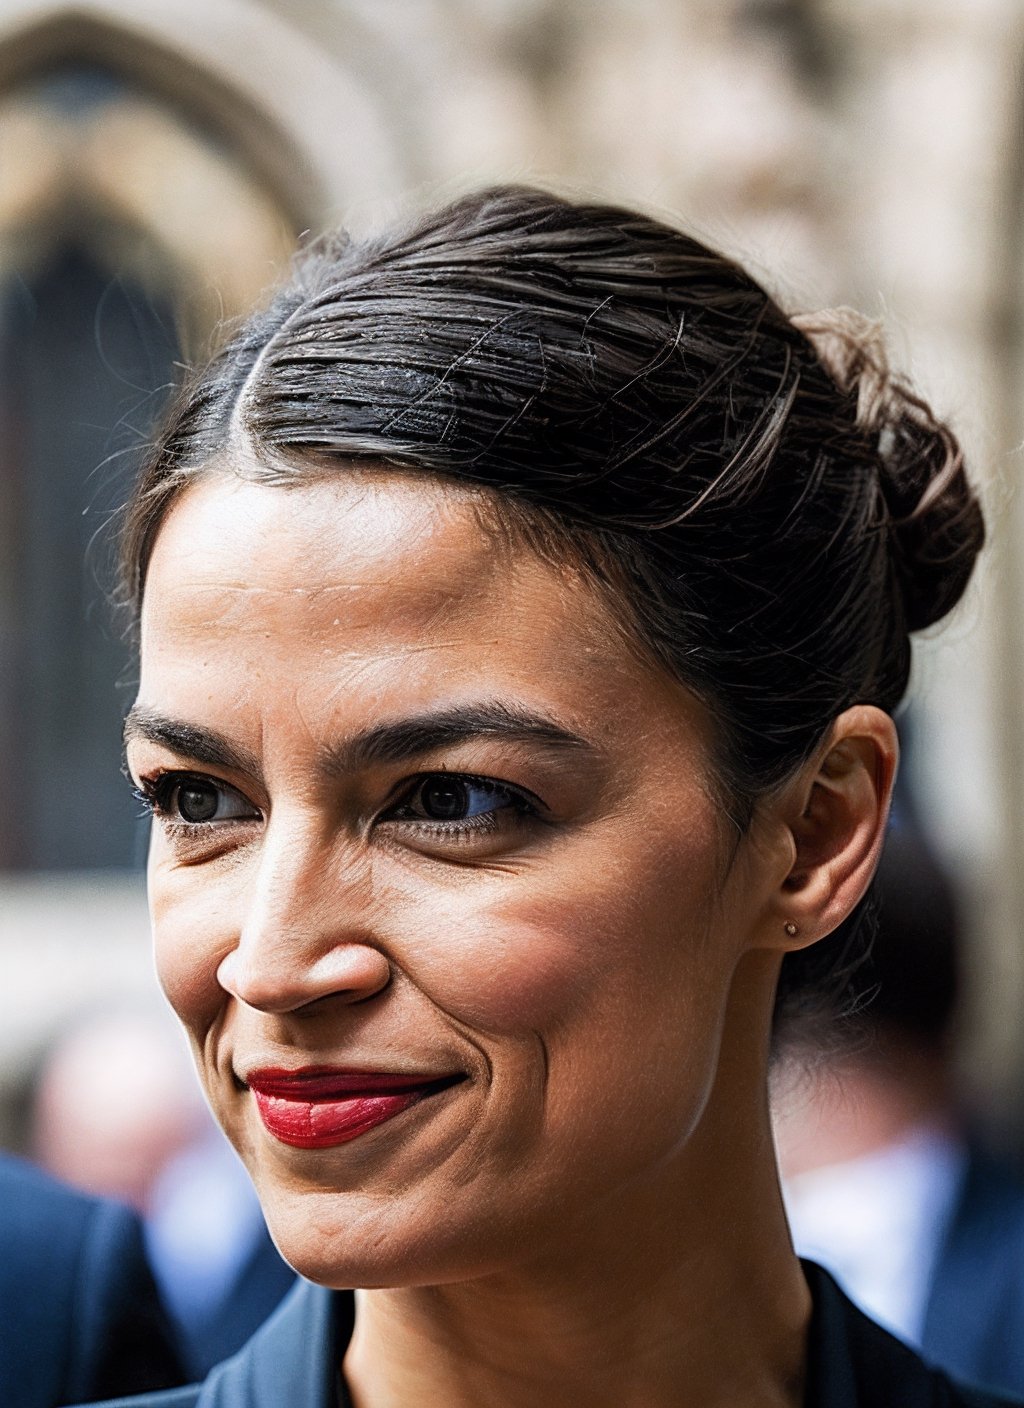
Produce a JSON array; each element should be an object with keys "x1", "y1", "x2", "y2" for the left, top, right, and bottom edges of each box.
[{"x1": 783, "y1": 921, "x2": 799, "y2": 938}]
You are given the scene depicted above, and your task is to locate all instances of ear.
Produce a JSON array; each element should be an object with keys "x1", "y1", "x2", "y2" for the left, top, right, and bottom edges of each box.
[{"x1": 760, "y1": 705, "x2": 898, "y2": 951}]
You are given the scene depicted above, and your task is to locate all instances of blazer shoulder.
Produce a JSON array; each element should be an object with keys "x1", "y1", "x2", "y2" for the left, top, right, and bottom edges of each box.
[
  {"x1": 85, "y1": 1392, "x2": 201, "y2": 1408},
  {"x1": 70, "y1": 1195, "x2": 186, "y2": 1398},
  {"x1": 0, "y1": 1152, "x2": 100, "y2": 1240},
  {"x1": 924, "y1": 1149, "x2": 1024, "y2": 1393},
  {"x1": 803, "y1": 1260, "x2": 1024, "y2": 1408},
  {"x1": 0, "y1": 1155, "x2": 186, "y2": 1404},
  {"x1": 951, "y1": 1386, "x2": 1023, "y2": 1408}
]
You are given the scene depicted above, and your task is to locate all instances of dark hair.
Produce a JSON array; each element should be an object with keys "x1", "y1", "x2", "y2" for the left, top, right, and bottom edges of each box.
[{"x1": 120, "y1": 185, "x2": 984, "y2": 1026}]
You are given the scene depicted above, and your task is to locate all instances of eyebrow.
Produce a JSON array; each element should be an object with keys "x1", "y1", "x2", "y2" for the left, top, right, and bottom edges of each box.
[
  {"x1": 123, "y1": 701, "x2": 592, "y2": 779},
  {"x1": 321, "y1": 702, "x2": 592, "y2": 774},
  {"x1": 123, "y1": 708, "x2": 262, "y2": 777}
]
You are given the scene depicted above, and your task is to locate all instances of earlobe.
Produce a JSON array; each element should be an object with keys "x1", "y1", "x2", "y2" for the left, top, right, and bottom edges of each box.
[{"x1": 767, "y1": 705, "x2": 898, "y2": 951}]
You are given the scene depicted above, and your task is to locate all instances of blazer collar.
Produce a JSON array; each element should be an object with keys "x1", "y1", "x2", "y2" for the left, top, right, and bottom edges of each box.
[
  {"x1": 195, "y1": 1261, "x2": 949, "y2": 1408},
  {"x1": 197, "y1": 1279, "x2": 351, "y2": 1408},
  {"x1": 802, "y1": 1259, "x2": 949, "y2": 1408},
  {"x1": 803, "y1": 1260, "x2": 862, "y2": 1408}
]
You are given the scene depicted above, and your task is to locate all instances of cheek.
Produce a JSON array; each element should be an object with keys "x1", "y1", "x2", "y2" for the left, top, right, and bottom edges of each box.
[
  {"x1": 388, "y1": 827, "x2": 725, "y2": 1042},
  {"x1": 401, "y1": 901, "x2": 583, "y2": 1035},
  {"x1": 149, "y1": 857, "x2": 236, "y2": 1038}
]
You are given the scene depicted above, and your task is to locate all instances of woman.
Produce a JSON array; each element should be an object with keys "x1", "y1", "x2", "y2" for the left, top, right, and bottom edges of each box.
[{"x1": 101, "y1": 188, "x2": 1002, "y2": 1406}]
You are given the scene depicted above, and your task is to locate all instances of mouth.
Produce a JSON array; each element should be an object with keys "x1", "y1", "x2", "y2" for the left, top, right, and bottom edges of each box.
[{"x1": 244, "y1": 1067, "x2": 466, "y2": 1149}]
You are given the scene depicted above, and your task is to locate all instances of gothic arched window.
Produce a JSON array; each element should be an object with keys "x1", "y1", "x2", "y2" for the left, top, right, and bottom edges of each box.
[{"x1": 0, "y1": 42, "x2": 303, "y2": 873}]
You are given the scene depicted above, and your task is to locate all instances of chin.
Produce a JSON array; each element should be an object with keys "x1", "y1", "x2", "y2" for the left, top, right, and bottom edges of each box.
[{"x1": 263, "y1": 1183, "x2": 528, "y2": 1291}]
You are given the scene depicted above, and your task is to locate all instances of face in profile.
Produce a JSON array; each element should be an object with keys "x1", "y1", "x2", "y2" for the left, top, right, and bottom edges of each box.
[{"x1": 125, "y1": 465, "x2": 785, "y2": 1288}]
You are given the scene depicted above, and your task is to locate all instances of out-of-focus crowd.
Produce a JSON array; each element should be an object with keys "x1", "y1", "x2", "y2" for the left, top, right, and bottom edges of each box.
[
  {"x1": 775, "y1": 805, "x2": 1024, "y2": 1395},
  {"x1": 2, "y1": 1004, "x2": 295, "y2": 1404}
]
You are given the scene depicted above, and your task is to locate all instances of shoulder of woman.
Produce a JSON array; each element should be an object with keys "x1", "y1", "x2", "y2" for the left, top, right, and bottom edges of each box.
[
  {"x1": 804, "y1": 1261, "x2": 1021, "y2": 1406},
  {"x1": 951, "y1": 1389, "x2": 1024, "y2": 1408},
  {"x1": 76, "y1": 1393, "x2": 200, "y2": 1408}
]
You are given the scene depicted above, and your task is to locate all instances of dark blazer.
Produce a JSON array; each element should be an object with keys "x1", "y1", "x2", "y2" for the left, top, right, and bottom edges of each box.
[
  {"x1": 83, "y1": 1262, "x2": 1020, "y2": 1408},
  {"x1": 0, "y1": 1155, "x2": 185, "y2": 1408},
  {"x1": 180, "y1": 1225, "x2": 295, "y2": 1379},
  {"x1": 923, "y1": 1150, "x2": 1024, "y2": 1396}
]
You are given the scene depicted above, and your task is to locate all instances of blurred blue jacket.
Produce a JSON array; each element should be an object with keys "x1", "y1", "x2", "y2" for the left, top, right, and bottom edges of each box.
[
  {"x1": 0, "y1": 1154, "x2": 185, "y2": 1408},
  {"x1": 924, "y1": 1149, "x2": 1024, "y2": 1396},
  {"x1": 175, "y1": 1225, "x2": 294, "y2": 1380}
]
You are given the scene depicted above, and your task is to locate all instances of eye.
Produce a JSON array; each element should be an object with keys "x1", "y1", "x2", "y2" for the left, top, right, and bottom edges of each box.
[
  {"x1": 380, "y1": 777, "x2": 540, "y2": 839},
  {"x1": 412, "y1": 776, "x2": 515, "y2": 822},
  {"x1": 135, "y1": 772, "x2": 260, "y2": 826}
]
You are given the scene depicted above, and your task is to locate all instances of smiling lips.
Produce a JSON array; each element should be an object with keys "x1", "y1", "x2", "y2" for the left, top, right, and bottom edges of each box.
[{"x1": 246, "y1": 1067, "x2": 462, "y2": 1149}]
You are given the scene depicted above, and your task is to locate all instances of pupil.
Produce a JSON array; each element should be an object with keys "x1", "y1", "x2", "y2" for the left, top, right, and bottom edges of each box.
[
  {"x1": 178, "y1": 784, "x2": 218, "y2": 823},
  {"x1": 421, "y1": 778, "x2": 468, "y2": 821}
]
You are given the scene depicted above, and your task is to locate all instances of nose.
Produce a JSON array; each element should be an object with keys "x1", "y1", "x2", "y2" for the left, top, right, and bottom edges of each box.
[{"x1": 216, "y1": 822, "x2": 392, "y2": 1015}]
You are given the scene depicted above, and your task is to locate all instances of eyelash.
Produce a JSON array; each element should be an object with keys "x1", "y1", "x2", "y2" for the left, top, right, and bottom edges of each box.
[
  {"x1": 132, "y1": 773, "x2": 257, "y2": 835},
  {"x1": 383, "y1": 773, "x2": 541, "y2": 843},
  {"x1": 132, "y1": 774, "x2": 175, "y2": 818},
  {"x1": 131, "y1": 770, "x2": 542, "y2": 841}
]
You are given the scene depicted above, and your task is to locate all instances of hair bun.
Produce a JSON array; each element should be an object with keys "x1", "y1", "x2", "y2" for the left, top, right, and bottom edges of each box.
[{"x1": 793, "y1": 307, "x2": 985, "y2": 631}]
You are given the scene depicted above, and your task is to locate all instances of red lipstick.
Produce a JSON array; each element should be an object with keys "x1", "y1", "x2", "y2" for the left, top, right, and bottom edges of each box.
[{"x1": 245, "y1": 1067, "x2": 460, "y2": 1149}]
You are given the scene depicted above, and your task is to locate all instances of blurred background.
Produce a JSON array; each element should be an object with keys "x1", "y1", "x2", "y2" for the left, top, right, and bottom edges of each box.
[{"x1": 2, "y1": 0, "x2": 1024, "y2": 1364}]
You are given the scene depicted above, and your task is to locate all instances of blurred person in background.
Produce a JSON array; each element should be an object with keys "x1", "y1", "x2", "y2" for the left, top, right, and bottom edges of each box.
[
  {"x1": 146, "y1": 1132, "x2": 294, "y2": 1378},
  {"x1": 30, "y1": 1007, "x2": 293, "y2": 1378},
  {"x1": 775, "y1": 813, "x2": 1024, "y2": 1395},
  {"x1": 0, "y1": 1151, "x2": 184, "y2": 1407},
  {"x1": 32, "y1": 1008, "x2": 206, "y2": 1213}
]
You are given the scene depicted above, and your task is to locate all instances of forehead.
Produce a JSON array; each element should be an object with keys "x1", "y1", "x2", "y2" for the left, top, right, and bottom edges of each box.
[
  {"x1": 136, "y1": 468, "x2": 727, "y2": 840},
  {"x1": 139, "y1": 469, "x2": 658, "y2": 725},
  {"x1": 144, "y1": 469, "x2": 516, "y2": 640}
]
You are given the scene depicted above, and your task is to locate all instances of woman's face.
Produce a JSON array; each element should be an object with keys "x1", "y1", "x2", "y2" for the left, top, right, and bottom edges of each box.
[{"x1": 126, "y1": 468, "x2": 783, "y2": 1287}]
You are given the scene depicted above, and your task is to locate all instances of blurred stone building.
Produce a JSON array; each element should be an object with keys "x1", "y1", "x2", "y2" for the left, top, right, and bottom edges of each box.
[{"x1": 1, "y1": 0, "x2": 1023, "y2": 1135}]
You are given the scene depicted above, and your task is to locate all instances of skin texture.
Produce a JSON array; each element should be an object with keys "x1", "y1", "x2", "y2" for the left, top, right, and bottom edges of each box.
[{"x1": 126, "y1": 465, "x2": 897, "y2": 1408}]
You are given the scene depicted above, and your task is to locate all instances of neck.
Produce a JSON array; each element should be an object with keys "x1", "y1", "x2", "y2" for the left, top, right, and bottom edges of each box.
[{"x1": 344, "y1": 955, "x2": 810, "y2": 1408}]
